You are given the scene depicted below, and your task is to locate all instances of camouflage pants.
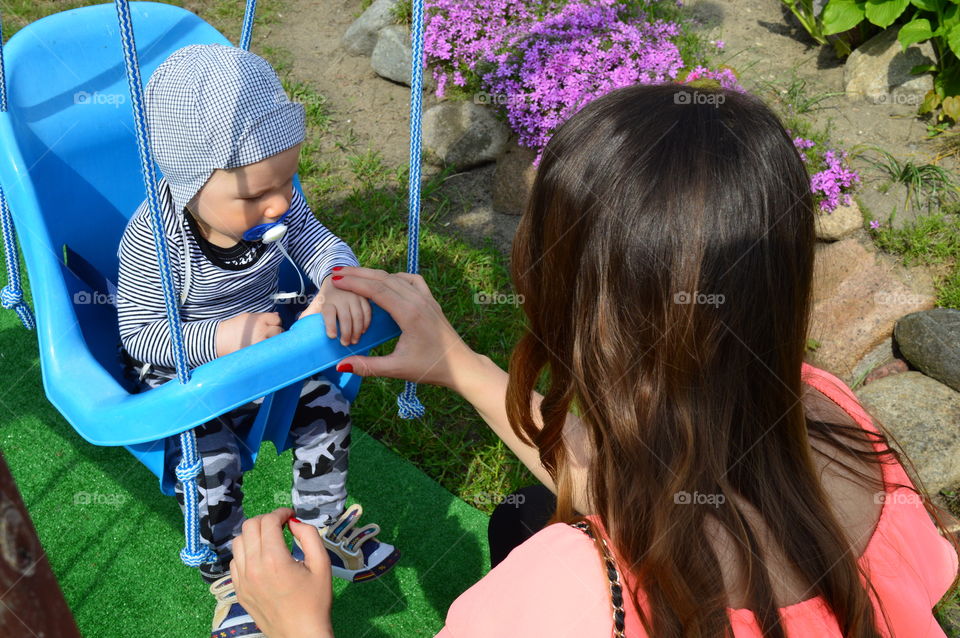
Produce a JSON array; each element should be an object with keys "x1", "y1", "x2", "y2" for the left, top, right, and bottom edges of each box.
[{"x1": 136, "y1": 369, "x2": 351, "y2": 582}]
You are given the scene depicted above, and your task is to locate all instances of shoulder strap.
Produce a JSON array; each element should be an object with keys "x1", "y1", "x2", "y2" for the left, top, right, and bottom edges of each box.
[{"x1": 570, "y1": 520, "x2": 626, "y2": 637}]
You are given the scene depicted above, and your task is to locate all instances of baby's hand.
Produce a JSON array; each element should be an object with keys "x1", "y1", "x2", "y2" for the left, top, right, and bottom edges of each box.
[
  {"x1": 216, "y1": 312, "x2": 283, "y2": 357},
  {"x1": 298, "y1": 274, "x2": 371, "y2": 346}
]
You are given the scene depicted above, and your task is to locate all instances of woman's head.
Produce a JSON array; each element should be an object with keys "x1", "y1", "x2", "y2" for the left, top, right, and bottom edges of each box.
[
  {"x1": 507, "y1": 83, "x2": 891, "y2": 637},
  {"x1": 513, "y1": 83, "x2": 814, "y2": 436}
]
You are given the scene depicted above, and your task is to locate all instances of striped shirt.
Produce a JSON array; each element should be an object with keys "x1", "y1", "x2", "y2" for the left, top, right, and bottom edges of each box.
[{"x1": 116, "y1": 178, "x2": 359, "y2": 368}]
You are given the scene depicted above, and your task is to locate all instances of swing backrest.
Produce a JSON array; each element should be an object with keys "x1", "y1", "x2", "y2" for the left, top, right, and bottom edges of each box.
[
  {"x1": 6, "y1": 2, "x2": 226, "y2": 282},
  {"x1": 0, "y1": 2, "x2": 308, "y2": 381}
]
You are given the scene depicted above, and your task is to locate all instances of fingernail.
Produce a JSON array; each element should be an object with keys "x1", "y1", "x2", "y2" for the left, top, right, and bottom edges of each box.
[
  {"x1": 337, "y1": 363, "x2": 353, "y2": 373},
  {"x1": 289, "y1": 516, "x2": 302, "y2": 524},
  {"x1": 332, "y1": 266, "x2": 344, "y2": 271},
  {"x1": 332, "y1": 275, "x2": 343, "y2": 281}
]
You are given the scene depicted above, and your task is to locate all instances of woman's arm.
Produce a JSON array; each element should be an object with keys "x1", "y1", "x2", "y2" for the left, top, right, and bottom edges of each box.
[{"x1": 332, "y1": 267, "x2": 592, "y2": 510}]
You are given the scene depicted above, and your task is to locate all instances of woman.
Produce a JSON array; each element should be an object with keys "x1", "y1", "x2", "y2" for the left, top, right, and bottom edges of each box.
[{"x1": 228, "y1": 83, "x2": 959, "y2": 637}]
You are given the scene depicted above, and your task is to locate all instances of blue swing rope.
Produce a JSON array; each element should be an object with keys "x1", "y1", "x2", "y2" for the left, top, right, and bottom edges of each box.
[
  {"x1": 114, "y1": 0, "x2": 214, "y2": 567},
  {"x1": 0, "y1": 14, "x2": 36, "y2": 331},
  {"x1": 238, "y1": 0, "x2": 257, "y2": 52},
  {"x1": 396, "y1": 0, "x2": 426, "y2": 420}
]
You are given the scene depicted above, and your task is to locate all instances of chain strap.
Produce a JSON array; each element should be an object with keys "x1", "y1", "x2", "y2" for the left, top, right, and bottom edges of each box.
[{"x1": 570, "y1": 520, "x2": 626, "y2": 637}]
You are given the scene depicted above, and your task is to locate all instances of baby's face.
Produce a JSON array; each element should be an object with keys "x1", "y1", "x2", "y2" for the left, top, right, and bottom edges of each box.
[{"x1": 187, "y1": 144, "x2": 301, "y2": 247}]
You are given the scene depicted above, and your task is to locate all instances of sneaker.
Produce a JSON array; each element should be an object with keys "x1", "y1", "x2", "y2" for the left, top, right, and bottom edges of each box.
[
  {"x1": 209, "y1": 574, "x2": 265, "y2": 638},
  {"x1": 292, "y1": 503, "x2": 400, "y2": 583}
]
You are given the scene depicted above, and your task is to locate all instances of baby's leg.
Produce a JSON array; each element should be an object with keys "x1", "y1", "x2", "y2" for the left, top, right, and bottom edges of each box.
[
  {"x1": 167, "y1": 405, "x2": 258, "y2": 583},
  {"x1": 288, "y1": 376, "x2": 352, "y2": 527}
]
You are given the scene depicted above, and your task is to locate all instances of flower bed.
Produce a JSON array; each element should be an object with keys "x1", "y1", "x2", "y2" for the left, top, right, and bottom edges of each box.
[
  {"x1": 425, "y1": 0, "x2": 706, "y2": 160},
  {"x1": 423, "y1": 0, "x2": 860, "y2": 213}
]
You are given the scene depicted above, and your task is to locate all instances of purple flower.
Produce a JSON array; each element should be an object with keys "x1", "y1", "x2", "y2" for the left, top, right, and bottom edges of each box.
[
  {"x1": 425, "y1": 0, "x2": 690, "y2": 156},
  {"x1": 870, "y1": 219, "x2": 880, "y2": 230},
  {"x1": 714, "y1": 39, "x2": 725, "y2": 50},
  {"x1": 792, "y1": 136, "x2": 815, "y2": 163},
  {"x1": 809, "y1": 149, "x2": 860, "y2": 213}
]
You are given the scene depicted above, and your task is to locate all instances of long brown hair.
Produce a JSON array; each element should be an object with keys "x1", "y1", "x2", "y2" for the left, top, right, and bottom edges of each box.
[{"x1": 506, "y1": 83, "x2": 958, "y2": 637}]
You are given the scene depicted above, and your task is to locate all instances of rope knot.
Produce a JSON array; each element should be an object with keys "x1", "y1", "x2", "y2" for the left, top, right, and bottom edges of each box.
[
  {"x1": 180, "y1": 545, "x2": 216, "y2": 567},
  {"x1": 0, "y1": 285, "x2": 23, "y2": 309},
  {"x1": 174, "y1": 457, "x2": 203, "y2": 482},
  {"x1": 397, "y1": 386, "x2": 425, "y2": 420}
]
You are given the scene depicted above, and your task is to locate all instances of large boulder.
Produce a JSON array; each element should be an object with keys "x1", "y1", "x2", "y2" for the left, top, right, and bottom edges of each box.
[
  {"x1": 423, "y1": 101, "x2": 510, "y2": 170},
  {"x1": 342, "y1": 0, "x2": 401, "y2": 57},
  {"x1": 844, "y1": 26, "x2": 935, "y2": 105},
  {"x1": 855, "y1": 371, "x2": 960, "y2": 495},
  {"x1": 895, "y1": 308, "x2": 960, "y2": 392},
  {"x1": 807, "y1": 238, "x2": 934, "y2": 382},
  {"x1": 371, "y1": 25, "x2": 412, "y2": 86}
]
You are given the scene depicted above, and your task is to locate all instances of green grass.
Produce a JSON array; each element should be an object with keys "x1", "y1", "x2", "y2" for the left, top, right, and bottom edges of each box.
[
  {"x1": 0, "y1": 304, "x2": 492, "y2": 636},
  {"x1": 870, "y1": 209, "x2": 960, "y2": 309},
  {"x1": 0, "y1": 1, "x2": 535, "y2": 635},
  {"x1": 854, "y1": 145, "x2": 960, "y2": 214}
]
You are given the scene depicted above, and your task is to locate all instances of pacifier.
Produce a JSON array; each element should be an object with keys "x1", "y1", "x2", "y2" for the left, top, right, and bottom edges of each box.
[{"x1": 243, "y1": 208, "x2": 292, "y2": 243}]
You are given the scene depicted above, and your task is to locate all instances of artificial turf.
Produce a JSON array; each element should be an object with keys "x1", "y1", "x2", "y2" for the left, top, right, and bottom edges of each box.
[{"x1": 0, "y1": 273, "x2": 492, "y2": 638}]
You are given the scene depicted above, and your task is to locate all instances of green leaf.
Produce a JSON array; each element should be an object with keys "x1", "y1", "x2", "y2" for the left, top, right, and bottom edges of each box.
[
  {"x1": 865, "y1": 0, "x2": 910, "y2": 28},
  {"x1": 919, "y1": 89, "x2": 941, "y2": 113},
  {"x1": 822, "y1": 0, "x2": 867, "y2": 34},
  {"x1": 899, "y1": 18, "x2": 934, "y2": 48},
  {"x1": 910, "y1": 0, "x2": 943, "y2": 11},
  {"x1": 937, "y1": 61, "x2": 960, "y2": 95},
  {"x1": 911, "y1": 63, "x2": 938, "y2": 73},
  {"x1": 947, "y1": 22, "x2": 960, "y2": 58},
  {"x1": 941, "y1": 95, "x2": 960, "y2": 120},
  {"x1": 944, "y1": 4, "x2": 959, "y2": 28}
]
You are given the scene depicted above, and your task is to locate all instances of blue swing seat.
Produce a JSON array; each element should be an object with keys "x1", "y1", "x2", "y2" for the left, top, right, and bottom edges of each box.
[{"x1": 0, "y1": 2, "x2": 400, "y2": 495}]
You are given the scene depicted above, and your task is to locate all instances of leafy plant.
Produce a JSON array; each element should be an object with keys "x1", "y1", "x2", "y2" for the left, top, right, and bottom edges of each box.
[
  {"x1": 821, "y1": 0, "x2": 960, "y2": 122},
  {"x1": 778, "y1": 0, "x2": 858, "y2": 54}
]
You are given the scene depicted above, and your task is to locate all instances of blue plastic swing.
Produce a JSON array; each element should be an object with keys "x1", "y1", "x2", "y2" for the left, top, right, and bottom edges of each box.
[{"x1": 0, "y1": 0, "x2": 428, "y2": 565}]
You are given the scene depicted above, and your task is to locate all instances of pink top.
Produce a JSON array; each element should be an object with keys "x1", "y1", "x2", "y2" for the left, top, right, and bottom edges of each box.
[{"x1": 437, "y1": 363, "x2": 958, "y2": 637}]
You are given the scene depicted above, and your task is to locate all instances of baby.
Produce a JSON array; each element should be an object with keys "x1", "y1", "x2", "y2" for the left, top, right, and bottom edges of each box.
[{"x1": 115, "y1": 44, "x2": 399, "y2": 638}]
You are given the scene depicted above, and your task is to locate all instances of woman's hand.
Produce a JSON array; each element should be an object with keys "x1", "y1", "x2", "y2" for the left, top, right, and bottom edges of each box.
[
  {"x1": 330, "y1": 267, "x2": 482, "y2": 390},
  {"x1": 230, "y1": 508, "x2": 335, "y2": 638}
]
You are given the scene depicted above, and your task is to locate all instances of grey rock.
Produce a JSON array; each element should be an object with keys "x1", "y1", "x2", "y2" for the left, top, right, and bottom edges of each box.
[
  {"x1": 371, "y1": 25, "x2": 412, "y2": 86},
  {"x1": 856, "y1": 371, "x2": 960, "y2": 495},
  {"x1": 342, "y1": 0, "x2": 401, "y2": 57},
  {"x1": 845, "y1": 26, "x2": 935, "y2": 105},
  {"x1": 423, "y1": 101, "x2": 510, "y2": 170},
  {"x1": 492, "y1": 141, "x2": 538, "y2": 215},
  {"x1": 895, "y1": 308, "x2": 960, "y2": 392}
]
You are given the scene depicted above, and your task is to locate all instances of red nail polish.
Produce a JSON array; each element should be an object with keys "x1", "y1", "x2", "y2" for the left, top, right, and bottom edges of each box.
[
  {"x1": 332, "y1": 275, "x2": 343, "y2": 281},
  {"x1": 332, "y1": 266, "x2": 343, "y2": 271},
  {"x1": 289, "y1": 516, "x2": 302, "y2": 524},
  {"x1": 337, "y1": 363, "x2": 353, "y2": 373}
]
